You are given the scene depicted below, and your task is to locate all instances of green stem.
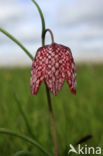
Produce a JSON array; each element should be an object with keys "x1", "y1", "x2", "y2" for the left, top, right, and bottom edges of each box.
[
  {"x1": 42, "y1": 29, "x2": 55, "y2": 45},
  {"x1": 32, "y1": 0, "x2": 46, "y2": 45},
  {"x1": 31, "y1": 2, "x2": 58, "y2": 155},
  {"x1": 42, "y1": 29, "x2": 58, "y2": 156},
  {"x1": 0, "y1": 28, "x2": 33, "y2": 60},
  {"x1": 45, "y1": 86, "x2": 58, "y2": 156},
  {"x1": 0, "y1": 128, "x2": 51, "y2": 156}
]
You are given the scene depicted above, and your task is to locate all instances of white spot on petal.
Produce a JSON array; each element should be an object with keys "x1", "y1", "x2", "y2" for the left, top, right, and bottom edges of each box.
[
  {"x1": 55, "y1": 63, "x2": 59, "y2": 68},
  {"x1": 62, "y1": 73, "x2": 65, "y2": 78},
  {"x1": 55, "y1": 70, "x2": 59, "y2": 76},
  {"x1": 48, "y1": 55, "x2": 51, "y2": 59},
  {"x1": 52, "y1": 67, "x2": 55, "y2": 72},
  {"x1": 46, "y1": 59, "x2": 48, "y2": 64},
  {"x1": 67, "y1": 71, "x2": 71, "y2": 77},
  {"x1": 72, "y1": 63, "x2": 75, "y2": 69},
  {"x1": 52, "y1": 76, "x2": 55, "y2": 82},
  {"x1": 69, "y1": 80, "x2": 71, "y2": 84},
  {"x1": 33, "y1": 77, "x2": 37, "y2": 83},
  {"x1": 36, "y1": 80, "x2": 39, "y2": 85},
  {"x1": 48, "y1": 64, "x2": 51, "y2": 68}
]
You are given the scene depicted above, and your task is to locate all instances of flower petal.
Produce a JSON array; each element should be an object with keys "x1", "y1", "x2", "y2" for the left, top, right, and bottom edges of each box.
[
  {"x1": 30, "y1": 48, "x2": 46, "y2": 95},
  {"x1": 44, "y1": 43, "x2": 65, "y2": 95},
  {"x1": 65, "y1": 48, "x2": 76, "y2": 95}
]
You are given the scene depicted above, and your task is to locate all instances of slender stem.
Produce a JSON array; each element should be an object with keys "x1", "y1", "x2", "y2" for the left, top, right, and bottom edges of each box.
[
  {"x1": 0, "y1": 28, "x2": 33, "y2": 60},
  {"x1": 42, "y1": 28, "x2": 58, "y2": 156},
  {"x1": 0, "y1": 128, "x2": 51, "y2": 156},
  {"x1": 32, "y1": 1, "x2": 58, "y2": 155},
  {"x1": 43, "y1": 29, "x2": 54, "y2": 44},
  {"x1": 45, "y1": 86, "x2": 58, "y2": 156},
  {"x1": 32, "y1": 0, "x2": 45, "y2": 44}
]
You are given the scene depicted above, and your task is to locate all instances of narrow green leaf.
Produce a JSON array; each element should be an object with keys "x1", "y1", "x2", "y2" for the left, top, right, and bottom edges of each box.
[
  {"x1": 0, "y1": 128, "x2": 51, "y2": 156},
  {"x1": 13, "y1": 151, "x2": 34, "y2": 156},
  {"x1": 0, "y1": 28, "x2": 33, "y2": 60}
]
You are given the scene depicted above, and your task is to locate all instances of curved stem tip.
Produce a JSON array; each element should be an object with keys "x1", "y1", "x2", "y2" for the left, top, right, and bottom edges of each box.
[{"x1": 42, "y1": 29, "x2": 54, "y2": 45}]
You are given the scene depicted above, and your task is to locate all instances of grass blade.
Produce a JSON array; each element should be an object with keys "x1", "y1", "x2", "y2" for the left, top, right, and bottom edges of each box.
[
  {"x1": 13, "y1": 151, "x2": 34, "y2": 156},
  {"x1": 0, "y1": 128, "x2": 51, "y2": 156}
]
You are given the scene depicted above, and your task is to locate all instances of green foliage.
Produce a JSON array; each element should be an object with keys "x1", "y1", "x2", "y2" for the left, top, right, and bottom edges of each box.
[
  {"x1": 0, "y1": 64, "x2": 103, "y2": 156},
  {"x1": 0, "y1": 128, "x2": 50, "y2": 156},
  {"x1": 14, "y1": 94, "x2": 36, "y2": 140},
  {"x1": 13, "y1": 151, "x2": 34, "y2": 156}
]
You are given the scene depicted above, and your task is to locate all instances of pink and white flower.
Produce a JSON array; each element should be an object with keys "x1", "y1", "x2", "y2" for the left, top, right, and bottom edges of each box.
[{"x1": 30, "y1": 43, "x2": 76, "y2": 95}]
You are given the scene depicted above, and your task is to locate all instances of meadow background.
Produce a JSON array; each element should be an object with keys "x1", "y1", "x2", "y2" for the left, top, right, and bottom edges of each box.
[
  {"x1": 0, "y1": 65, "x2": 103, "y2": 156},
  {"x1": 0, "y1": 0, "x2": 103, "y2": 156}
]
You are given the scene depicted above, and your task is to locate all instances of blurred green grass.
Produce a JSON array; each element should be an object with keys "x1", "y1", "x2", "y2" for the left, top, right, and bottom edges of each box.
[{"x1": 0, "y1": 64, "x2": 103, "y2": 156}]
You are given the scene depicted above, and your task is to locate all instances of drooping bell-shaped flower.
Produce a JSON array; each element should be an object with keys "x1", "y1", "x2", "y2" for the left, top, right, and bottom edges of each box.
[{"x1": 30, "y1": 42, "x2": 76, "y2": 96}]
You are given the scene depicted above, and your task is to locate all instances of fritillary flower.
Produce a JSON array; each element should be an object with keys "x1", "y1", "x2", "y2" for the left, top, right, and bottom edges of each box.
[{"x1": 30, "y1": 42, "x2": 76, "y2": 96}]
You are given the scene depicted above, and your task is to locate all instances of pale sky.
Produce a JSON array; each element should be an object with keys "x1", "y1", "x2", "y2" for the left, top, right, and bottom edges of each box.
[{"x1": 0, "y1": 0, "x2": 103, "y2": 66}]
